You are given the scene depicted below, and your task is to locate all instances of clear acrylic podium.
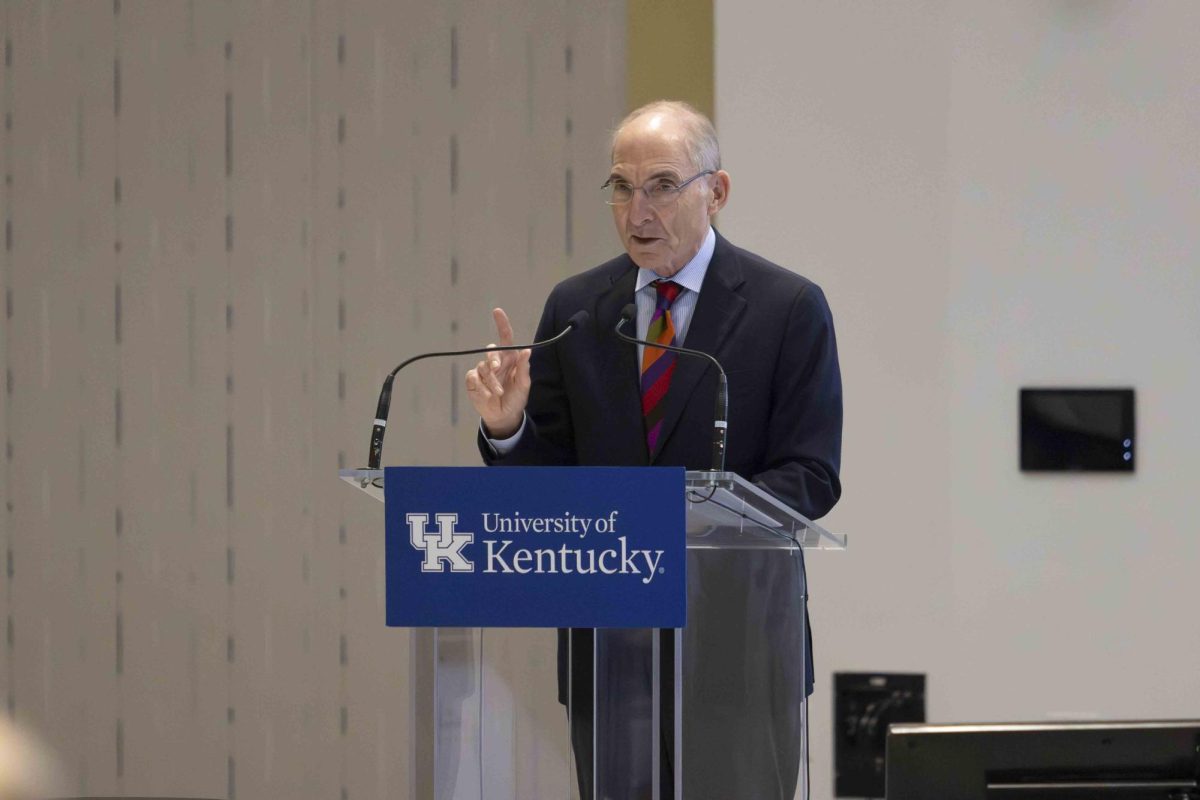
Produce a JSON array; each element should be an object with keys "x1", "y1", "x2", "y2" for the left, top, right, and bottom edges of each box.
[{"x1": 341, "y1": 468, "x2": 845, "y2": 800}]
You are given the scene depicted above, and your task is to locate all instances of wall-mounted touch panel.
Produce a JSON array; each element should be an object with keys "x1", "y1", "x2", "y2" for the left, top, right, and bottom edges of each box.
[{"x1": 1020, "y1": 388, "x2": 1135, "y2": 472}]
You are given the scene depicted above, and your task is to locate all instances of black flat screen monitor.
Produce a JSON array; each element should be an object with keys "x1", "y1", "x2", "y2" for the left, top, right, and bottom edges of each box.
[
  {"x1": 1020, "y1": 388, "x2": 1135, "y2": 472},
  {"x1": 886, "y1": 721, "x2": 1200, "y2": 799}
]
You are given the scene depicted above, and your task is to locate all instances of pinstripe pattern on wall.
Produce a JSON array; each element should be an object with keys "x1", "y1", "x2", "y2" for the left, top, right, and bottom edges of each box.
[{"x1": 0, "y1": 1, "x2": 625, "y2": 797}]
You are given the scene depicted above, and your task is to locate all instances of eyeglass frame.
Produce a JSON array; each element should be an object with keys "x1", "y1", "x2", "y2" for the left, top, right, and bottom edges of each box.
[{"x1": 600, "y1": 169, "x2": 716, "y2": 207}]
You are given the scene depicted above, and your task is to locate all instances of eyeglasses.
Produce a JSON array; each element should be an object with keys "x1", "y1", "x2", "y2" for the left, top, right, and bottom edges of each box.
[{"x1": 601, "y1": 170, "x2": 714, "y2": 207}]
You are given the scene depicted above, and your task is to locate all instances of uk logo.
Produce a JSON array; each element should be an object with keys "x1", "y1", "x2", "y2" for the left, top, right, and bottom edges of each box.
[{"x1": 407, "y1": 512, "x2": 474, "y2": 573}]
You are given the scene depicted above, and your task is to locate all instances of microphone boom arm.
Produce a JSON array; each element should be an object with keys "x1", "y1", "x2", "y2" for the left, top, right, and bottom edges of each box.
[{"x1": 367, "y1": 314, "x2": 583, "y2": 470}]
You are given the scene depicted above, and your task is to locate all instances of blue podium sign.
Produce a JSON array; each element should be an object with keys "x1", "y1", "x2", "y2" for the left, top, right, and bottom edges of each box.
[{"x1": 384, "y1": 466, "x2": 686, "y2": 628}]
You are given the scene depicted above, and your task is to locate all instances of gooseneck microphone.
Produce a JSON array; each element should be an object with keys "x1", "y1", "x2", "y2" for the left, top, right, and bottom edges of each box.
[
  {"x1": 614, "y1": 303, "x2": 729, "y2": 472},
  {"x1": 366, "y1": 310, "x2": 589, "y2": 469}
]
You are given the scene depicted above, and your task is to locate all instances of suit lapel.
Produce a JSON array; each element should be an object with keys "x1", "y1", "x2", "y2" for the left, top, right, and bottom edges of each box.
[
  {"x1": 593, "y1": 261, "x2": 651, "y2": 463},
  {"x1": 650, "y1": 235, "x2": 747, "y2": 463}
]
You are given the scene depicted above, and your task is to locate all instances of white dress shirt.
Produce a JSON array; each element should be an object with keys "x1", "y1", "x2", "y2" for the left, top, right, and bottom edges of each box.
[{"x1": 632, "y1": 225, "x2": 715, "y2": 363}]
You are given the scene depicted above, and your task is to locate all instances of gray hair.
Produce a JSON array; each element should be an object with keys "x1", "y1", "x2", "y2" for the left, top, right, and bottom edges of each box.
[{"x1": 612, "y1": 100, "x2": 721, "y2": 172}]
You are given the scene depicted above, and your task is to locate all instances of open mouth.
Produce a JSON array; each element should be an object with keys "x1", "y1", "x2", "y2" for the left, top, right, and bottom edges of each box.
[{"x1": 631, "y1": 235, "x2": 660, "y2": 245}]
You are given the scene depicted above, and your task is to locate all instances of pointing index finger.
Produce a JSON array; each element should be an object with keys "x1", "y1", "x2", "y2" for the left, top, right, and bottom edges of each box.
[{"x1": 493, "y1": 307, "x2": 515, "y2": 347}]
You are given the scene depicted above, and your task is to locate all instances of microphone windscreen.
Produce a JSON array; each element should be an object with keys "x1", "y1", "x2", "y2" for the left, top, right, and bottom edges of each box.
[
  {"x1": 566, "y1": 309, "x2": 590, "y2": 330},
  {"x1": 619, "y1": 303, "x2": 637, "y2": 323}
]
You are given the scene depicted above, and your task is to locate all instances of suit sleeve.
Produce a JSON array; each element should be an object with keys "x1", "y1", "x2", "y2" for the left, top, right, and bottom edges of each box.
[
  {"x1": 750, "y1": 283, "x2": 843, "y2": 520},
  {"x1": 476, "y1": 287, "x2": 578, "y2": 467}
]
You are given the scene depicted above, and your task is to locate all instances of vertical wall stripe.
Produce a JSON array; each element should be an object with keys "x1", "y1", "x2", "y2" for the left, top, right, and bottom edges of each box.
[
  {"x1": 565, "y1": 168, "x2": 573, "y2": 255},
  {"x1": 333, "y1": 6, "x2": 350, "y2": 799},
  {"x1": 112, "y1": 3, "x2": 125, "y2": 791},
  {"x1": 224, "y1": 95, "x2": 232, "y2": 177},
  {"x1": 0, "y1": 2, "x2": 9, "y2": 714},
  {"x1": 222, "y1": 17, "x2": 236, "y2": 800},
  {"x1": 115, "y1": 719, "x2": 123, "y2": 779}
]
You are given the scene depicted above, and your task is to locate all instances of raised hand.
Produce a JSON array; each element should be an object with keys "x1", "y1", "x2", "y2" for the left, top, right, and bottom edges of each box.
[{"x1": 465, "y1": 308, "x2": 532, "y2": 439}]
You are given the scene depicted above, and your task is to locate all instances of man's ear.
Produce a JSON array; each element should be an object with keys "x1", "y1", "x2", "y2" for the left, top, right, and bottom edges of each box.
[{"x1": 709, "y1": 170, "x2": 731, "y2": 214}]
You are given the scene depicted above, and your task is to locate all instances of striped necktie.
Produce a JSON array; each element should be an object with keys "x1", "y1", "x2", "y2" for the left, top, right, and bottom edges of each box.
[{"x1": 641, "y1": 280, "x2": 684, "y2": 454}]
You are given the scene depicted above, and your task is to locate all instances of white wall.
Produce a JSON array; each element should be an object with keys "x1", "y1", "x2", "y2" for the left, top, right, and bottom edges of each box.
[{"x1": 716, "y1": 2, "x2": 1200, "y2": 798}]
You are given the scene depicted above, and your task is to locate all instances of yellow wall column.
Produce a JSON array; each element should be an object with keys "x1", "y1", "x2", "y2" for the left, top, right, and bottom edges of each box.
[{"x1": 626, "y1": 0, "x2": 714, "y2": 119}]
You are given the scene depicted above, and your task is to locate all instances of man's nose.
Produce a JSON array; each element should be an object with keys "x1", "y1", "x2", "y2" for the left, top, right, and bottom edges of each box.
[{"x1": 628, "y1": 188, "x2": 656, "y2": 224}]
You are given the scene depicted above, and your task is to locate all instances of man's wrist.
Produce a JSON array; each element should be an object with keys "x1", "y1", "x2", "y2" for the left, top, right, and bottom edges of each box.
[
  {"x1": 482, "y1": 418, "x2": 520, "y2": 439},
  {"x1": 482, "y1": 414, "x2": 527, "y2": 457}
]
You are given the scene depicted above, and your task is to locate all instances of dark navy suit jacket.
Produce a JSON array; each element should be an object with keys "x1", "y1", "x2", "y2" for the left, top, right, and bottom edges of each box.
[{"x1": 478, "y1": 231, "x2": 843, "y2": 698}]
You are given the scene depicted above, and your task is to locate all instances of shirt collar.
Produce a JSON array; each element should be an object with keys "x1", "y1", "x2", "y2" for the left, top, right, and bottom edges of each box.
[{"x1": 634, "y1": 226, "x2": 716, "y2": 295}]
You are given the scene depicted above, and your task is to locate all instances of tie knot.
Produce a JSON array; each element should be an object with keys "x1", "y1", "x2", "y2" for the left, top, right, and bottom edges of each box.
[{"x1": 654, "y1": 280, "x2": 683, "y2": 309}]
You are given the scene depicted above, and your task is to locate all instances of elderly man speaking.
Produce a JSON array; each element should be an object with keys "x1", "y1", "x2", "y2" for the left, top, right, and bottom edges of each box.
[{"x1": 466, "y1": 100, "x2": 842, "y2": 799}]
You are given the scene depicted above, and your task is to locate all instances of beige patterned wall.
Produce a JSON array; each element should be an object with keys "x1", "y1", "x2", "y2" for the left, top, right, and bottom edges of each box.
[{"x1": 0, "y1": 1, "x2": 624, "y2": 797}]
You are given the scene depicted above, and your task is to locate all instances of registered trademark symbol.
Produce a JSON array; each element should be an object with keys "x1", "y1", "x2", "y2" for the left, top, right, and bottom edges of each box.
[{"x1": 658, "y1": 567, "x2": 665, "y2": 574}]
